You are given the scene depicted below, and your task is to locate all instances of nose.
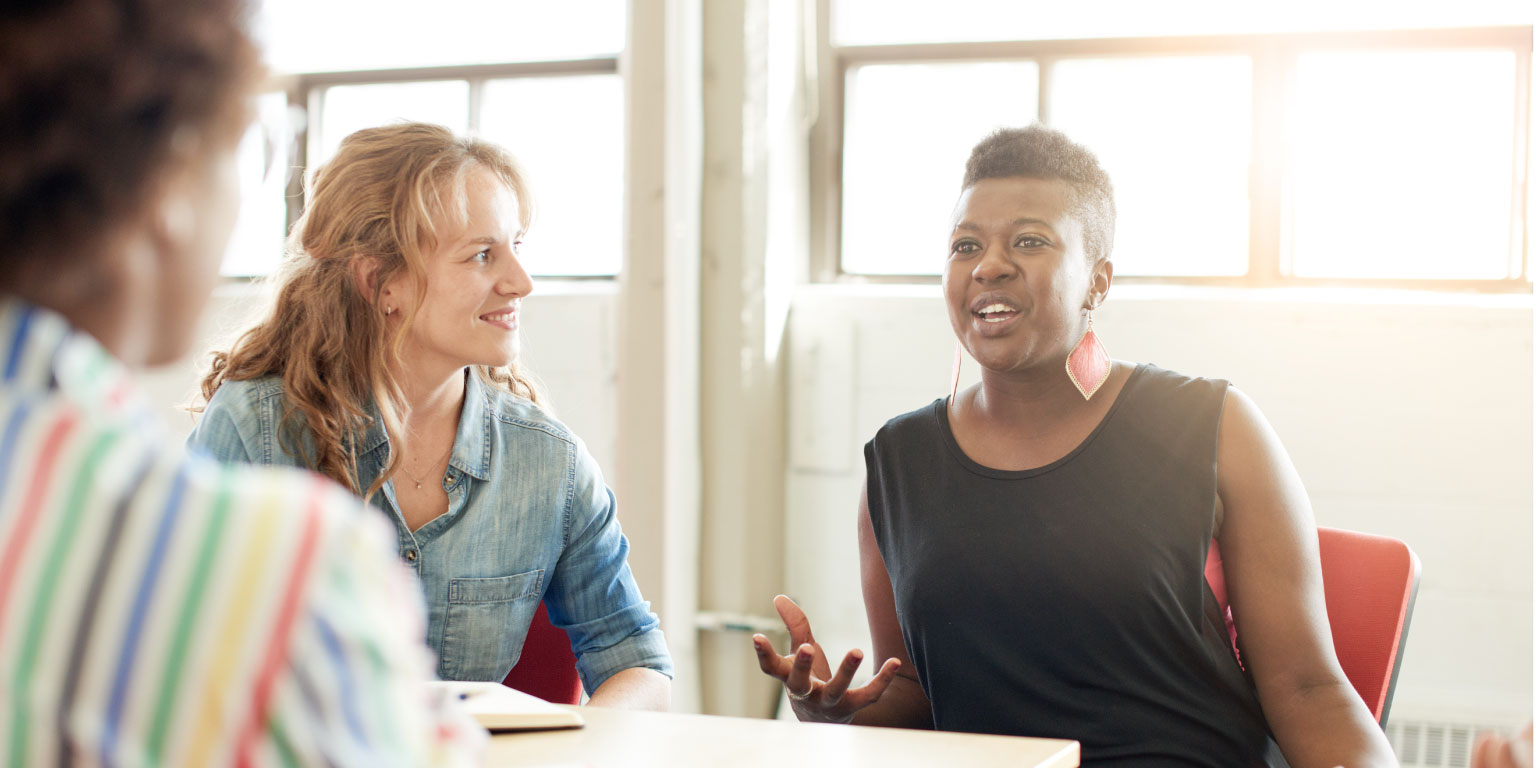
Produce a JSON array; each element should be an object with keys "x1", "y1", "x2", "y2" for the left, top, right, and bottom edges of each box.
[
  {"x1": 972, "y1": 241, "x2": 1017, "y2": 284},
  {"x1": 499, "y1": 248, "x2": 534, "y2": 298}
]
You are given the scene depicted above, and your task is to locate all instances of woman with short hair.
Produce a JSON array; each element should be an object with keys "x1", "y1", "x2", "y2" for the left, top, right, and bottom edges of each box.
[{"x1": 754, "y1": 124, "x2": 1398, "y2": 767}]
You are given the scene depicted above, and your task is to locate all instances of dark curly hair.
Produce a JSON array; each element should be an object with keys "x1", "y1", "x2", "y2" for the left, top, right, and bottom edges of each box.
[
  {"x1": 962, "y1": 124, "x2": 1116, "y2": 265},
  {"x1": 0, "y1": 0, "x2": 260, "y2": 283}
]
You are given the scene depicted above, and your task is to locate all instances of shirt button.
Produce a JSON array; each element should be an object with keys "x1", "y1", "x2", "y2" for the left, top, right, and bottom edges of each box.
[{"x1": 405, "y1": 549, "x2": 418, "y2": 562}]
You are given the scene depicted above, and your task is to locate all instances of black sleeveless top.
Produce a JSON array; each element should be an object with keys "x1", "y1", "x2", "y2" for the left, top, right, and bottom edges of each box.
[{"x1": 865, "y1": 364, "x2": 1274, "y2": 766}]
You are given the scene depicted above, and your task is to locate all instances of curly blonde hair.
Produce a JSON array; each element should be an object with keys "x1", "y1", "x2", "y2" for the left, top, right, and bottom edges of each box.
[{"x1": 198, "y1": 122, "x2": 545, "y2": 499}]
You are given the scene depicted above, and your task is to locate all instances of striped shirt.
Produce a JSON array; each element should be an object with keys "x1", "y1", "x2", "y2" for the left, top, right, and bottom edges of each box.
[{"x1": 0, "y1": 300, "x2": 484, "y2": 767}]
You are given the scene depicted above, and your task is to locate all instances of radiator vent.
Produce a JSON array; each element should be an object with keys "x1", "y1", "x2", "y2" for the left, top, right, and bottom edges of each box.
[{"x1": 1387, "y1": 719, "x2": 1504, "y2": 768}]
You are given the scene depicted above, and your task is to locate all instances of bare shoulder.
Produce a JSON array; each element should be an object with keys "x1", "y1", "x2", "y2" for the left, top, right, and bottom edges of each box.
[{"x1": 1216, "y1": 385, "x2": 1293, "y2": 482}]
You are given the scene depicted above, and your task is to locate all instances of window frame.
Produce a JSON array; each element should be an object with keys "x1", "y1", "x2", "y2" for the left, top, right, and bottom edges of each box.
[
  {"x1": 810, "y1": 16, "x2": 1534, "y2": 292},
  {"x1": 266, "y1": 57, "x2": 622, "y2": 280}
]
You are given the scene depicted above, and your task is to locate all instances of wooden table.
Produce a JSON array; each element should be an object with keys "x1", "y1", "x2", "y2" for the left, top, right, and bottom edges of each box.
[{"x1": 485, "y1": 707, "x2": 1079, "y2": 767}]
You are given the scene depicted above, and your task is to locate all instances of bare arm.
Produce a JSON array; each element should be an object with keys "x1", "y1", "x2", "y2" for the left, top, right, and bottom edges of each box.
[
  {"x1": 586, "y1": 667, "x2": 670, "y2": 711},
  {"x1": 1217, "y1": 387, "x2": 1396, "y2": 768},
  {"x1": 852, "y1": 483, "x2": 934, "y2": 728}
]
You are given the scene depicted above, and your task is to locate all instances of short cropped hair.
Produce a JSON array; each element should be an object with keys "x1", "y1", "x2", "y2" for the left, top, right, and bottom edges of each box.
[
  {"x1": 0, "y1": 0, "x2": 260, "y2": 281},
  {"x1": 962, "y1": 125, "x2": 1117, "y2": 265}
]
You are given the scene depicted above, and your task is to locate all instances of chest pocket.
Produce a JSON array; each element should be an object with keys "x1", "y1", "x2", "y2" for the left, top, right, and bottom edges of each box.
[{"x1": 439, "y1": 569, "x2": 544, "y2": 682}]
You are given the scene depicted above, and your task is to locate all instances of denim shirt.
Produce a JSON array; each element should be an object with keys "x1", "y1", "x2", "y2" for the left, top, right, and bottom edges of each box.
[{"x1": 187, "y1": 370, "x2": 672, "y2": 692}]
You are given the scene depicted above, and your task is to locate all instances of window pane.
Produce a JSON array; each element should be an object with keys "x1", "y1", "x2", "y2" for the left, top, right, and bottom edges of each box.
[
  {"x1": 841, "y1": 62, "x2": 1039, "y2": 275},
  {"x1": 833, "y1": 0, "x2": 1535, "y2": 46},
  {"x1": 1290, "y1": 50, "x2": 1517, "y2": 280},
  {"x1": 480, "y1": 75, "x2": 624, "y2": 276},
  {"x1": 1049, "y1": 56, "x2": 1251, "y2": 276},
  {"x1": 223, "y1": 93, "x2": 294, "y2": 277},
  {"x1": 259, "y1": 0, "x2": 625, "y2": 74},
  {"x1": 313, "y1": 81, "x2": 470, "y2": 165}
]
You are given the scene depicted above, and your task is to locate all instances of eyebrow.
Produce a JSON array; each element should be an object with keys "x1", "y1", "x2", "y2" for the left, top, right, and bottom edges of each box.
[
  {"x1": 458, "y1": 232, "x2": 524, "y2": 248},
  {"x1": 953, "y1": 217, "x2": 1056, "y2": 233}
]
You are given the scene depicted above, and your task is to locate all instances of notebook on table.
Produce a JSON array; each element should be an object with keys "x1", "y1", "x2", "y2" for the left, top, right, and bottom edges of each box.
[{"x1": 428, "y1": 680, "x2": 586, "y2": 732}]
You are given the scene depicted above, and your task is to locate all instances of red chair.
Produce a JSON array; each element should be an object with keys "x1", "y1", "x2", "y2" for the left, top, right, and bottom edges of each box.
[
  {"x1": 501, "y1": 601, "x2": 582, "y2": 704},
  {"x1": 1204, "y1": 527, "x2": 1421, "y2": 725}
]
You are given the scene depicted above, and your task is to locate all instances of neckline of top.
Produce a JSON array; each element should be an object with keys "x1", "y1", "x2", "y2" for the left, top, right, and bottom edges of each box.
[{"x1": 934, "y1": 362, "x2": 1148, "y2": 480}]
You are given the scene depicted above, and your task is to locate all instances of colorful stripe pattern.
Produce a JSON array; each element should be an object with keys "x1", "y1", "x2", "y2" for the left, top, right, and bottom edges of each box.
[{"x1": 0, "y1": 300, "x2": 483, "y2": 767}]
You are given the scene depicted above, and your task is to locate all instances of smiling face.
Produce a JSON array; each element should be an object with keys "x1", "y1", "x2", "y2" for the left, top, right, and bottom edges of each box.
[
  {"x1": 382, "y1": 165, "x2": 533, "y2": 376},
  {"x1": 943, "y1": 176, "x2": 1109, "y2": 376}
]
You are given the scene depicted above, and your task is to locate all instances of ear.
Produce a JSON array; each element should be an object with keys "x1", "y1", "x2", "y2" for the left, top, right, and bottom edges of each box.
[
  {"x1": 147, "y1": 174, "x2": 198, "y2": 267},
  {"x1": 349, "y1": 254, "x2": 386, "y2": 304},
  {"x1": 1086, "y1": 259, "x2": 1113, "y2": 310}
]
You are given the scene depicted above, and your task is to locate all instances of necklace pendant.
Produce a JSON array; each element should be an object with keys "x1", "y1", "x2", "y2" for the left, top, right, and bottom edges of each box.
[{"x1": 415, "y1": 480, "x2": 423, "y2": 489}]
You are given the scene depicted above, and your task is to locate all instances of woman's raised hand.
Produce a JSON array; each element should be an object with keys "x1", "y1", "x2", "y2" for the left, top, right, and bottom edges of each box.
[{"x1": 751, "y1": 594, "x2": 901, "y2": 724}]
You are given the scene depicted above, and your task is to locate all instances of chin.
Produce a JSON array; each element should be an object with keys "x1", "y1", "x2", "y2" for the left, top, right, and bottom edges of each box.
[
  {"x1": 473, "y1": 346, "x2": 519, "y2": 370},
  {"x1": 144, "y1": 329, "x2": 197, "y2": 369}
]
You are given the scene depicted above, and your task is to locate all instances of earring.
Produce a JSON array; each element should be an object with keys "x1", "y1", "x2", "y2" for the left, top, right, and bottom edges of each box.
[
  {"x1": 384, "y1": 306, "x2": 395, "y2": 316},
  {"x1": 949, "y1": 342, "x2": 963, "y2": 402},
  {"x1": 1066, "y1": 311, "x2": 1110, "y2": 400}
]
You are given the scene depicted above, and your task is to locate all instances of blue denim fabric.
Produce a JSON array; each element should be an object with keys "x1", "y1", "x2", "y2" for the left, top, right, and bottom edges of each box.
[{"x1": 187, "y1": 370, "x2": 672, "y2": 691}]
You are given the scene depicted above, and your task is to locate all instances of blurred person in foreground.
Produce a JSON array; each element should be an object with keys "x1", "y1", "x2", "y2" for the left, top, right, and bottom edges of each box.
[
  {"x1": 0, "y1": 0, "x2": 481, "y2": 764},
  {"x1": 752, "y1": 125, "x2": 1399, "y2": 767}
]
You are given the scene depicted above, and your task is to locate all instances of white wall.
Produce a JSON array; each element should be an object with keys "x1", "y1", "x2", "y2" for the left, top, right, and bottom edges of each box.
[{"x1": 785, "y1": 284, "x2": 1533, "y2": 727}]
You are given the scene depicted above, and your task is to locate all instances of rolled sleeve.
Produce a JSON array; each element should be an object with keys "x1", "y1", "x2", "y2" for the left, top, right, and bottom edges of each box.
[{"x1": 544, "y1": 441, "x2": 674, "y2": 693}]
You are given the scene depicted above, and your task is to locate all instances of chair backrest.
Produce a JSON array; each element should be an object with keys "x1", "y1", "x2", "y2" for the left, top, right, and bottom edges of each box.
[
  {"x1": 1204, "y1": 527, "x2": 1421, "y2": 725},
  {"x1": 501, "y1": 601, "x2": 582, "y2": 705}
]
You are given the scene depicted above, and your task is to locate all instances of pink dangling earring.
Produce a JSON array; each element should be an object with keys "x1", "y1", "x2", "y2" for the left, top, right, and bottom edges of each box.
[
  {"x1": 1066, "y1": 311, "x2": 1110, "y2": 400},
  {"x1": 949, "y1": 342, "x2": 962, "y2": 403}
]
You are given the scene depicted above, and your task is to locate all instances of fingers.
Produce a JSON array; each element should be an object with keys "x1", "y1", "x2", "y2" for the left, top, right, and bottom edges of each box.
[
  {"x1": 842, "y1": 657, "x2": 902, "y2": 710},
  {"x1": 1473, "y1": 731, "x2": 1530, "y2": 768},
  {"x1": 784, "y1": 643, "x2": 816, "y2": 698},
  {"x1": 819, "y1": 649, "x2": 864, "y2": 705},
  {"x1": 751, "y1": 634, "x2": 790, "y2": 681},
  {"x1": 773, "y1": 594, "x2": 815, "y2": 647}
]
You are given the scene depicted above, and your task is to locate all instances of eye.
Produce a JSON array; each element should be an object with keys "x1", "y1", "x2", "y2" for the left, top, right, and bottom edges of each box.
[
  {"x1": 512, "y1": 240, "x2": 524, "y2": 254},
  {"x1": 950, "y1": 240, "x2": 981, "y2": 258},
  {"x1": 470, "y1": 248, "x2": 491, "y2": 263},
  {"x1": 1015, "y1": 234, "x2": 1049, "y2": 249}
]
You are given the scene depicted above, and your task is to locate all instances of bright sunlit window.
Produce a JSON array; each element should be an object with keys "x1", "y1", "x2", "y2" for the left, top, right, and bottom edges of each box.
[
  {"x1": 480, "y1": 76, "x2": 624, "y2": 277},
  {"x1": 314, "y1": 81, "x2": 472, "y2": 162},
  {"x1": 1048, "y1": 56, "x2": 1251, "y2": 277},
  {"x1": 225, "y1": 0, "x2": 626, "y2": 277},
  {"x1": 841, "y1": 62, "x2": 1038, "y2": 275},
  {"x1": 225, "y1": 93, "x2": 294, "y2": 277},
  {"x1": 826, "y1": 0, "x2": 1533, "y2": 288},
  {"x1": 1289, "y1": 50, "x2": 1519, "y2": 280}
]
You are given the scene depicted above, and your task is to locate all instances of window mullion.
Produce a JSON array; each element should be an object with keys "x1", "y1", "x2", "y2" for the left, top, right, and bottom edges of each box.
[
  {"x1": 811, "y1": 0, "x2": 841, "y2": 282},
  {"x1": 1248, "y1": 41, "x2": 1288, "y2": 286},
  {"x1": 1509, "y1": 46, "x2": 1531, "y2": 281},
  {"x1": 1037, "y1": 57, "x2": 1053, "y2": 126},
  {"x1": 468, "y1": 78, "x2": 485, "y2": 134}
]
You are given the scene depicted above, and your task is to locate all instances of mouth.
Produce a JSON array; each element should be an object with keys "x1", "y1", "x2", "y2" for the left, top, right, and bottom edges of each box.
[
  {"x1": 479, "y1": 305, "x2": 519, "y2": 331},
  {"x1": 969, "y1": 294, "x2": 1021, "y2": 324}
]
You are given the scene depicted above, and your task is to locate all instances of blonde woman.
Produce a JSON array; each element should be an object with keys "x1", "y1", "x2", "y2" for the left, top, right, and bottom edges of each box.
[{"x1": 189, "y1": 123, "x2": 672, "y2": 709}]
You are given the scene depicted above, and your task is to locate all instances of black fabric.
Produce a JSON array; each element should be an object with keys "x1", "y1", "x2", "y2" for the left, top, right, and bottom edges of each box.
[{"x1": 865, "y1": 364, "x2": 1275, "y2": 767}]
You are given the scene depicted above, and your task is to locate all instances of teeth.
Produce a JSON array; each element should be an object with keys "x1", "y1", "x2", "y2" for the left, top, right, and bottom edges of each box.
[
  {"x1": 977, "y1": 303, "x2": 1016, "y2": 314},
  {"x1": 482, "y1": 312, "x2": 515, "y2": 323}
]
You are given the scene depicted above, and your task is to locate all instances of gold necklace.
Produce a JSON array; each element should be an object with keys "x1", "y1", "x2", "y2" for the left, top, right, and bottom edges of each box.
[{"x1": 399, "y1": 440, "x2": 455, "y2": 490}]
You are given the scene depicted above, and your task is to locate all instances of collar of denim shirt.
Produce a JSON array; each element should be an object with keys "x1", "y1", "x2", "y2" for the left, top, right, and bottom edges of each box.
[{"x1": 354, "y1": 367, "x2": 495, "y2": 482}]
